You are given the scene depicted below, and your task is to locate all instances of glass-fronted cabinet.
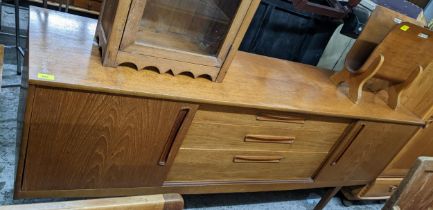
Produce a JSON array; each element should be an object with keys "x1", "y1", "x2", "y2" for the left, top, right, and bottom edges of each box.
[{"x1": 97, "y1": 0, "x2": 260, "y2": 82}]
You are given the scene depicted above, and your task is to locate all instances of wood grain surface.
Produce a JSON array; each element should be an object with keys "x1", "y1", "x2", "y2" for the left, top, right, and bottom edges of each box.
[
  {"x1": 21, "y1": 87, "x2": 197, "y2": 191},
  {"x1": 315, "y1": 121, "x2": 418, "y2": 182},
  {"x1": 382, "y1": 119, "x2": 433, "y2": 177},
  {"x1": 27, "y1": 7, "x2": 423, "y2": 125},
  {"x1": 384, "y1": 157, "x2": 433, "y2": 210},
  {"x1": 166, "y1": 148, "x2": 328, "y2": 182},
  {"x1": 181, "y1": 107, "x2": 351, "y2": 153},
  {"x1": 0, "y1": 194, "x2": 184, "y2": 210}
]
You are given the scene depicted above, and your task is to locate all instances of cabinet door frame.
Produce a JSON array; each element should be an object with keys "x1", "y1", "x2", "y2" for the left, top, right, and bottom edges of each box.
[{"x1": 119, "y1": 0, "x2": 254, "y2": 67}]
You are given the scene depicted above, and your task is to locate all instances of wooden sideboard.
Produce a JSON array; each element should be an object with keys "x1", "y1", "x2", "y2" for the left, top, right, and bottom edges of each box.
[{"x1": 14, "y1": 7, "x2": 428, "y2": 199}]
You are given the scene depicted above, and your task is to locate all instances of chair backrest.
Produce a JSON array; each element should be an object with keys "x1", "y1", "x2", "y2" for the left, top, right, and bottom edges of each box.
[
  {"x1": 370, "y1": 22, "x2": 433, "y2": 82},
  {"x1": 383, "y1": 157, "x2": 433, "y2": 210},
  {"x1": 345, "y1": 5, "x2": 424, "y2": 72}
]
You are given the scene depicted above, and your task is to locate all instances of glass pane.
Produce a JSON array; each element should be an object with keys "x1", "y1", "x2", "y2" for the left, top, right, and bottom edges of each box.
[{"x1": 138, "y1": 0, "x2": 241, "y2": 56}]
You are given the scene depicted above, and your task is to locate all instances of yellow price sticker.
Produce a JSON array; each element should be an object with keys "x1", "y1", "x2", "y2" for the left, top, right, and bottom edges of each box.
[
  {"x1": 37, "y1": 73, "x2": 55, "y2": 81},
  {"x1": 400, "y1": 25, "x2": 410, "y2": 31}
]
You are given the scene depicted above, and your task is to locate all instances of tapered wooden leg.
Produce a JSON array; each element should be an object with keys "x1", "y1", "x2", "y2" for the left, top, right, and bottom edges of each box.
[
  {"x1": 314, "y1": 187, "x2": 342, "y2": 210},
  {"x1": 388, "y1": 66, "x2": 423, "y2": 109}
]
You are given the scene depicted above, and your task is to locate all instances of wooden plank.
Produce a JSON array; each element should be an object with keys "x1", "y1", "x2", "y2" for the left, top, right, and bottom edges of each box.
[
  {"x1": 0, "y1": 194, "x2": 183, "y2": 210},
  {"x1": 27, "y1": 7, "x2": 423, "y2": 125},
  {"x1": 384, "y1": 157, "x2": 433, "y2": 210}
]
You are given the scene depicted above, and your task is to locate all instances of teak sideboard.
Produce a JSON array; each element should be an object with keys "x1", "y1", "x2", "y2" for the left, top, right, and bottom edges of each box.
[{"x1": 14, "y1": 7, "x2": 431, "y2": 199}]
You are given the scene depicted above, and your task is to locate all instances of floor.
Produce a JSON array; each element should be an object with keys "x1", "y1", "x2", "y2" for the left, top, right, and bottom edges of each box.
[{"x1": 0, "y1": 4, "x2": 385, "y2": 210}]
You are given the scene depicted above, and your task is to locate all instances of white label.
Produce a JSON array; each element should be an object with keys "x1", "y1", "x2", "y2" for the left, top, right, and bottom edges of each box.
[
  {"x1": 394, "y1": 18, "x2": 402, "y2": 24},
  {"x1": 418, "y1": 33, "x2": 429, "y2": 39}
]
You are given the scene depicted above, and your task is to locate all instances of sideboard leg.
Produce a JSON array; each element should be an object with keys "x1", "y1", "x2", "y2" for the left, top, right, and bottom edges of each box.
[{"x1": 314, "y1": 186, "x2": 342, "y2": 210}]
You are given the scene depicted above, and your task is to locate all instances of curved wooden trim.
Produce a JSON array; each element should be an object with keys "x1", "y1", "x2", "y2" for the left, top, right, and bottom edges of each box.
[{"x1": 116, "y1": 51, "x2": 218, "y2": 81}]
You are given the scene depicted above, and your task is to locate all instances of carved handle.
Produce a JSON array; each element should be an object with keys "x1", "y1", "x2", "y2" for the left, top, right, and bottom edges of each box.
[
  {"x1": 331, "y1": 123, "x2": 366, "y2": 166},
  {"x1": 256, "y1": 113, "x2": 305, "y2": 124},
  {"x1": 158, "y1": 108, "x2": 190, "y2": 166},
  {"x1": 245, "y1": 135, "x2": 295, "y2": 144},
  {"x1": 233, "y1": 155, "x2": 284, "y2": 163}
]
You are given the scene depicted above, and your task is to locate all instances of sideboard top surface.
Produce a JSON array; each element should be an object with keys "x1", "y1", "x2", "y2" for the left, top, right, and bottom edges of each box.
[{"x1": 27, "y1": 7, "x2": 423, "y2": 125}]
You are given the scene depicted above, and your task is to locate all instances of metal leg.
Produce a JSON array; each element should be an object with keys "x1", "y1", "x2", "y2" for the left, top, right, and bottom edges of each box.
[
  {"x1": 0, "y1": 0, "x2": 3, "y2": 31},
  {"x1": 65, "y1": 0, "x2": 69, "y2": 13},
  {"x1": 14, "y1": 0, "x2": 21, "y2": 75},
  {"x1": 43, "y1": 0, "x2": 47, "y2": 8},
  {"x1": 58, "y1": 0, "x2": 62, "y2": 11}
]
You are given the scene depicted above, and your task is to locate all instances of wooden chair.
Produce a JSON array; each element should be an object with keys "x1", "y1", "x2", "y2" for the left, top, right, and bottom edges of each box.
[
  {"x1": 383, "y1": 157, "x2": 433, "y2": 210},
  {"x1": 330, "y1": 6, "x2": 433, "y2": 109},
  {"x1": 0, "y1": 194, "x2": 184, "y2": 210}
]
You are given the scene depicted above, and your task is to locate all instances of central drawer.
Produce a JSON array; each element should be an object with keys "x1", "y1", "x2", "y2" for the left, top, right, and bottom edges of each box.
[
  {"x1": 166, "y1": 148, "x2": 328, "y2": 182},
  {"x1": 182, "y1": 106, "x2": 350, "y2": 153}
]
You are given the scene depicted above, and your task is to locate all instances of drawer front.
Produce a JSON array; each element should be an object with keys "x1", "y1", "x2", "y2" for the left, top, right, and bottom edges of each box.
[
  {"x1": 182, "y1": 122, "x2": 347, "y2": 153},
  {"x1": 361, "y1": 178, "x2": 403, "y2": 198},
  {"x1": 184, "y1": 106, "x2": 350, "y2": 153},
  {"x1": 167, "y1": 149, "x2": 328, "y2": 182},
  {"x1": 194, "y1": 106, "x2": 350, "y2": 129}
]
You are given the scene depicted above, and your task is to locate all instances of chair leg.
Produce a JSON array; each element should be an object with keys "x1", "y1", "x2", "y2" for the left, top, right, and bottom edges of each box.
[
  {"x1": 387, "y1": 65, "x2": 423, "y2": 109},
  {"x1": 314, "y1": 187, "x2": 342, "y2": 210}
]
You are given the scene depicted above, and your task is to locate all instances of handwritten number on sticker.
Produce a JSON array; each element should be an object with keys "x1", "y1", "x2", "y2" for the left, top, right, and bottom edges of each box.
[{"x1": 38, "y1": 73, "x2": 55, "y2": 81}]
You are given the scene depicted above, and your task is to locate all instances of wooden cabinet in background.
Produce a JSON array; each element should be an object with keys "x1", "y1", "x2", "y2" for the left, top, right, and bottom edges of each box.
[
  {"x1": 20, "y1": 86, "x2": 197, "y2": 191},
  {"x1": 316, "y1": 121, "x2": 418, "y2": 182},
  {"x1": 96, "y1": 0, "x2": 260, "y2": 82},
  {"x1": 382, "y1": 119, "x2": 433, "y2": 177}
]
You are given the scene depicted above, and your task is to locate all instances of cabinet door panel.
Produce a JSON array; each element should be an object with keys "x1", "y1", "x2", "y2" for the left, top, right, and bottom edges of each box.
[
  {"x1": 22, "y1": 87, "x2": 197, "y2": 191},
  {"x1": 315, "y1": 121, "x2": 418, "y2": 182},
  {"x1": 382, "y1": 119, "x2": 433, "y2": 177}
]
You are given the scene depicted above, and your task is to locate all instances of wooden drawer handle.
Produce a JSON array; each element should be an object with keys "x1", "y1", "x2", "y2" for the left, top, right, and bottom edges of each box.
[
  {"x1": 158, "y1": 108, "x2": 190, "y2": 166},
  {"x1": 245, "y1": 135, "x2": 295, "y2": 144},
  {"x1": 233, "y1": 155, "x2": 284, "y2": 163},
  {"x1": 256, "y1": 113, "x2": 305, "y2": 124}
]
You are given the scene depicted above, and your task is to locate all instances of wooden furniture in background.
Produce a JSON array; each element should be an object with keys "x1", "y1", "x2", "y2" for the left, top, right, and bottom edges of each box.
[
  {"x1": 383, "y1": 157, "x2": 433, "y2": 210},
  {"x1": 331, "y1": 21, "x2": 433, "y2": 109},
  {"x1": 0, "y1": 194, "x2": 183, "y2": 210},
  {"x1": 341, "y1": 63, "x2": 433, "y2": 200},
  {"x1": 14, "y1": 7, "x2": 427, "y2": 200},
  {"x1": 96, "y1": 0, "x2": 260, "y2": 82},
  {"x1": 330, "y1": 6, "x2": 428, "y2": 108}
]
